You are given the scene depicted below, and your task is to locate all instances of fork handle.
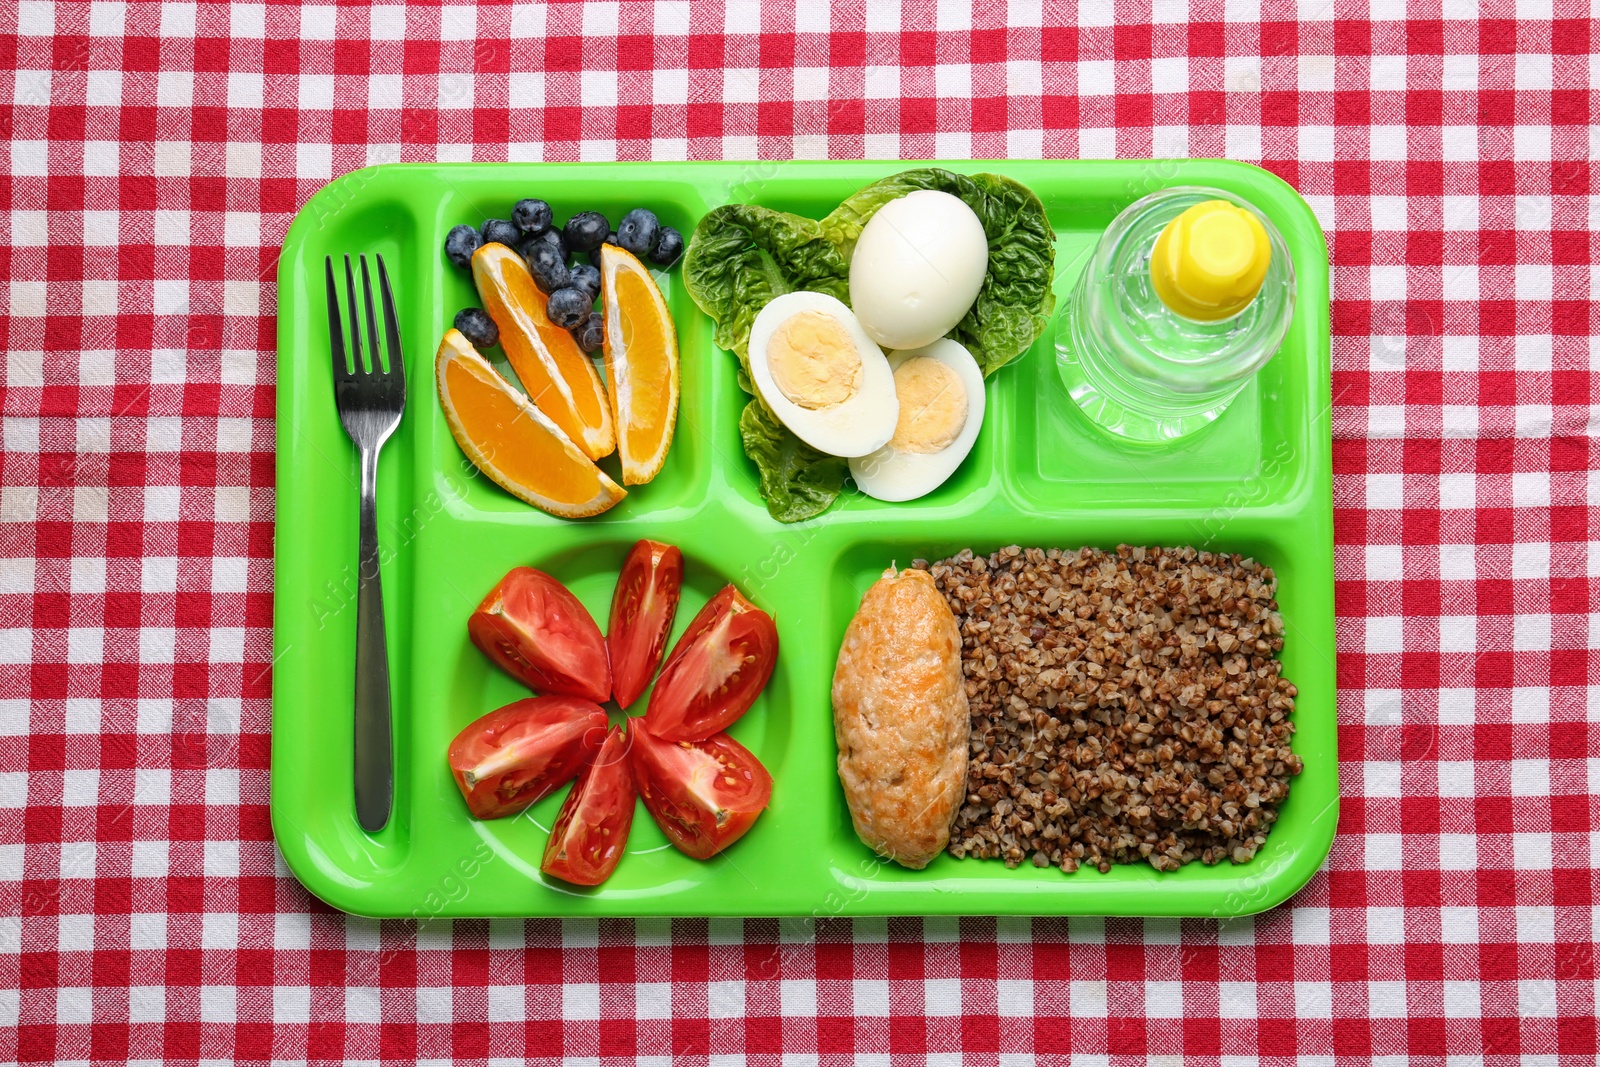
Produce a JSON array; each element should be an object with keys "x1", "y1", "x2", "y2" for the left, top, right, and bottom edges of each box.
[{"x1": 354, "y1": 444, "x2": 393, "y2": 832}]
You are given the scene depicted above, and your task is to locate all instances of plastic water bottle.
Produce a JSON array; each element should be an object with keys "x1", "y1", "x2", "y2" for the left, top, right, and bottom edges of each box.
[{"x1": 1055, "y1": 186, "x2": 1296, "y2": 443}]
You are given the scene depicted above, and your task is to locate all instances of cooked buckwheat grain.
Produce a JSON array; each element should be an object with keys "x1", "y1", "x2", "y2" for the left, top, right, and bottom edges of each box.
[{"x1": 915, "y1": 545, "x2": 1303, "y2": 874}]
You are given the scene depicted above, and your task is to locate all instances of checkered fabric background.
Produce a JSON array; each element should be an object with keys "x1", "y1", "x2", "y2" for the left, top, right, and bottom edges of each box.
[{"x1": 2, "y1": 0, "x2": 1596, "y2": 1062}]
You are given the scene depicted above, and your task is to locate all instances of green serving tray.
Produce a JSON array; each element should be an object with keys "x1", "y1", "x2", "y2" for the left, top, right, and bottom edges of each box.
[{"x1": 272, "y1": 159, "x2": 1335, "y2": 919}]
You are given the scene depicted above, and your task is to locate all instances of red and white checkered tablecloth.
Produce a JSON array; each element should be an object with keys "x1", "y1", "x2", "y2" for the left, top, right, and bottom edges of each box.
[{"x1": 3, "y1": 1, "x2": 1596, "y2": 1062}]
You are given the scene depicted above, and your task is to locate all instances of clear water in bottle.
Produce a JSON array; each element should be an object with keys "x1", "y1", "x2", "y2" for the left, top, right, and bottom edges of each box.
[{"x1": 1056, "y1": 186, "x2": 1296, "y2": 443}]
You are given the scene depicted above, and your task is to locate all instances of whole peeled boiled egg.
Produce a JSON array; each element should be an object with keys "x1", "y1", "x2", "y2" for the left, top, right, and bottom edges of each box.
[
  {"x1": 849, "y1": 338, "x2": 985, "y2": 502},
  {"x1": 848, "y1": 190, "x2": 989, "y2": 351},
  {"x1": 748, "y1": 291, "x2": 899, "y2": 458}
]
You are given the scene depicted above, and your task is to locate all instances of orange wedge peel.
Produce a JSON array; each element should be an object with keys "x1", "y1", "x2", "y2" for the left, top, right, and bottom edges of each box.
[
  {"x1": 435, "y1": 329, "x2": 625, "y2": 518},
  {"x1": 472, "y1": 242, "x2": 616, "y2": 461},
  {"x1": 599, "y1": 244, "x2": 680, "y2": 485}
]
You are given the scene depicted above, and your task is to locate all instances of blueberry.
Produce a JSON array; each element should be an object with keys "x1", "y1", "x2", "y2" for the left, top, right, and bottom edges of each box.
[
  {"x1": 481, "y1": 218, "x2": 522, "y2": 247},
  {"x1": 649, "y1": 226, "x2": 684, "y2": 268},
  {"x1": 575, "y1": 311, "x2": 605, "y2": 354},
  {"x1": 586, "y1": 233, "x2": 619, "y2": 266},
  {"x1": 444, "y1": 224, "x2": 482, "y2": 269},
  {"x1": 546, "y1": 287, "x2": 591, "y2": 329},
  {"x1": 520, "y1": 226, "x2": 567, "y2": 264},
  {"x1": 568, "y1": 263, "x2": 601, "y2": 303},
  {"x1": 617, "y1": 208, "x2": 661, "y2": 257},
  {"x1": 526, "y1": 241, "x2": 571, "y2": 293},
  {"x1": 454, "y1": 307, "x2": 499, "y2": 349},
  {"x1": 563, "y1": 211, "x2": 610, "y2": 255},
  {"x1": 512, "y1": 198, "x2": 552, "y2": 235}
]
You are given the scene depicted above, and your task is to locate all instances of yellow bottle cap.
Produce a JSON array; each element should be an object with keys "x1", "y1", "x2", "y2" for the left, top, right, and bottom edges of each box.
[{"x1": 1150, "y1": 200, "x2": 1271, "y2": 322}]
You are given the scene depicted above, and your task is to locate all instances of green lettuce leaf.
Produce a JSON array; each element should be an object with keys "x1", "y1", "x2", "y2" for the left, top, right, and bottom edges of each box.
[
  {"x1": 683, "y1": 204, "x2": 851, "y2": 520},
  {"x1": 682, "y1": 203, "x2": 851, "y2": 387},
  {"x1": 737, "y1": 398, "x2": 847, "y2": 524},
  {"x1": 820, "y1": 167, "x2": 1057, "y2": 376}
]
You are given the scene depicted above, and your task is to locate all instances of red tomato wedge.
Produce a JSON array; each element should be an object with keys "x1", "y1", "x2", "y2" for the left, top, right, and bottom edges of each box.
[
  {"x1": 642, "y1": 584, "x2": 778, "y2": 741},
  {"x1": 606, "y1": 540, "x2": 684, "y2": 709},
  {"x1": 468, "y1": 566, "x2": 610, "y2": 703},
  {"x1": 629, "y1": 722, "x2": 772, "y2": 859},
  {"x1": 448, "y1": 696, "x2": 608, "y2": 819},
  {"x1": 541, "y1": 725, "x2": 637, "y2": 886}
]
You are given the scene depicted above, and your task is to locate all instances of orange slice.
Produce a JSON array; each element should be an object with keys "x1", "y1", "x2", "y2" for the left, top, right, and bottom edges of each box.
[
  {"x1": 435, "y1": 329, "x2": 625, "y2": 518},
  {"x1": 472, "y1": 242, "x2": 616, "y2": 461},
  {"x1": 599, "y1": 244, "x2": 679, "y2": 485}
]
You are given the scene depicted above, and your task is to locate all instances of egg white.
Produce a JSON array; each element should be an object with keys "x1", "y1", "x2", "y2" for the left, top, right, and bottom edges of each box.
[
  {"x1": 848, "y1": 190, "x2": 989, "y2": 351},
  {"x1": 748, "y1": 291, "x2": 899, "y2": 459},
  {"x1": 848, "y1": 338, "x2": 986, "y2": 502}
]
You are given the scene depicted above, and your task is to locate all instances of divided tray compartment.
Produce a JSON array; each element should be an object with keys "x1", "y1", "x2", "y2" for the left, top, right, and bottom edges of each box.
[{"x1": 273, "y1": 160, "x2": 1335, "y2": 918}]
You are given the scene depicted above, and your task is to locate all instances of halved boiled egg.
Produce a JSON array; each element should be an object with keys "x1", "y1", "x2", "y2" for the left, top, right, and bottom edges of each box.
[
  {"x1": 848, "y1": 338, "x2": 985, "y2": 502},
  {"x1": 748, "y1": 291, "x2": 899, "y2": 458}
]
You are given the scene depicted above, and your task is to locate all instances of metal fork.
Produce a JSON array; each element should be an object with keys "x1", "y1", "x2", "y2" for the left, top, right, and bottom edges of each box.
[{"x1": 325, "y1": 253, "x2": 405, "y2": 833}]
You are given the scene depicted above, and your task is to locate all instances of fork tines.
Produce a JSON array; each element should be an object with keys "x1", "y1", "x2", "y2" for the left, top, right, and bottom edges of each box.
[{"x1": 325, "y1": 253, "x2": 405, "y2": 386}]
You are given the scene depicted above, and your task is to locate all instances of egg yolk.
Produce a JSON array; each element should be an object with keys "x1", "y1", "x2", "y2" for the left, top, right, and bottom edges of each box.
[
  {"x1": 767, "y1": 310, "x2": 862, "y2": 409},
  {"x1": 888, "y1": 357, "x2": 967, "y2": 454}
]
